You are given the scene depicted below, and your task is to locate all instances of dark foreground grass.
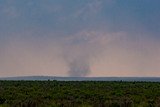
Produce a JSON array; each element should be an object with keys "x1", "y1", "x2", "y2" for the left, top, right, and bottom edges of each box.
[{"x1": 0, "y1": 80, "x2": 160, "y2": 107}]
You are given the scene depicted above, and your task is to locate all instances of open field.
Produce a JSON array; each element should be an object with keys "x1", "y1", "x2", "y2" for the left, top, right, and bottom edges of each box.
[{"x1": 0, "y1": 80, "x2": 160, "y2": 107}]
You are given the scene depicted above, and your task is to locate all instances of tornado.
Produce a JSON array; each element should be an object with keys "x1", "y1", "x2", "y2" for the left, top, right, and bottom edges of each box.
[{"x1": 68, "y1": 58, "x2": 90, "y2": 77}]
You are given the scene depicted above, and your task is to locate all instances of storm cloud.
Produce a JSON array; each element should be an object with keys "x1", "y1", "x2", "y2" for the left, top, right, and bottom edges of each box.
[{"x1": 0, "y1": 0, "x2": 160, "y2": 77}]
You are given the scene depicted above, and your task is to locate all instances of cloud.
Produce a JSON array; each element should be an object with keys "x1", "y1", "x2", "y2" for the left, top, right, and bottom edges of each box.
[
  {"x1": 73, "y1": 0, "x2": 103, "y2": 20},
  {"x1": 0, "y1": 0, "x2": 160, "y2": 77},
  {"x1": 60, "y1": 30, "x2": 160, "y2": 77},
  {"x1": 0, "y1": 28, "x2": 160, "y2": 77}
]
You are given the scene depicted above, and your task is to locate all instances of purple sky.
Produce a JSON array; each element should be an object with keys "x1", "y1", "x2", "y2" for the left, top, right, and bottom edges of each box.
[{"x1": 0, "y1": 0, "x2": 160, "y2": 77}]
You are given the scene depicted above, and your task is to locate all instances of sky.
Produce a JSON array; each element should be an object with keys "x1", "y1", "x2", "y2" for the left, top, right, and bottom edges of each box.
[{"x1": 0, "y1": 0, "x2": 160, "y2": 77}]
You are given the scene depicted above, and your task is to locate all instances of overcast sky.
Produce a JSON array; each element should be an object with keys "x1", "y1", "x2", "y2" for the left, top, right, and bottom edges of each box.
[{"x1": 0, "y1": 0, "x2": 160, "y2": 77}]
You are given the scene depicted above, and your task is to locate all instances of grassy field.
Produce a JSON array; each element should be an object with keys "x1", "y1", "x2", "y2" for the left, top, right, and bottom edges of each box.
[{"x1": 0, "y1": 80, "x2": 160, "y2": 107}]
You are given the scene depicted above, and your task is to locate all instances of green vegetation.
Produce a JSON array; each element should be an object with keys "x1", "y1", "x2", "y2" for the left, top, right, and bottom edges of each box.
[{"x1": 0, "y1": 80, "x2": 160, "y2": 107}]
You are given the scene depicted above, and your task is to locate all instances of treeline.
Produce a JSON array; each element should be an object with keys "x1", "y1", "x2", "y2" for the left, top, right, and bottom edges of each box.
[{"x1": 0, "y1": 80, "x2": 160, "y2": 107}]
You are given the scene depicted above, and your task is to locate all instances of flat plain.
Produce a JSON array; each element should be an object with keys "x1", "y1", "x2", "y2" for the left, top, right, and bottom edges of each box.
[{"x1": 0, "y1": 80, "x2": 160, "y2": 107}]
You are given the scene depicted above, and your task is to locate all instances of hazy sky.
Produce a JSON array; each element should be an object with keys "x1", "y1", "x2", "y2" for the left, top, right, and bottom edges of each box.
[{"x1": 0, "y1": 0, "x2": 160, "y2": 77}]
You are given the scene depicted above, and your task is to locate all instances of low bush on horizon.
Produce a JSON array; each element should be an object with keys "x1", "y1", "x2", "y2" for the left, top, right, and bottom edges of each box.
[{"x1": 0, "y1": 80, "x2": 160, "y2": 107}]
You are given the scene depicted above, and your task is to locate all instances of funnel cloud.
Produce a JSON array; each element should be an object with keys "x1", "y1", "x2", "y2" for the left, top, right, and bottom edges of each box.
[
  {"x1": 68, "y1": 59, "x2": 90, "y2": 77},
  {"x1": 0, "y1": 0, "x2": 160, "y2": 77}
]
